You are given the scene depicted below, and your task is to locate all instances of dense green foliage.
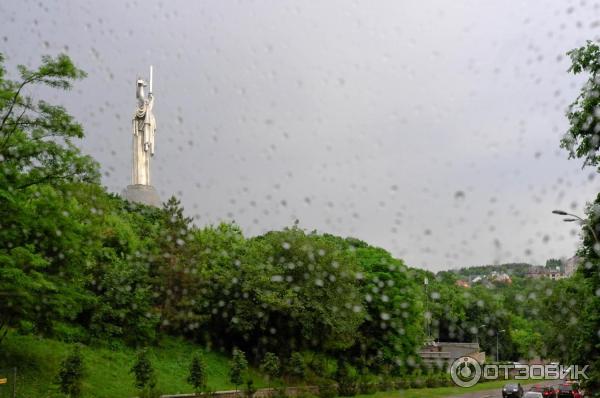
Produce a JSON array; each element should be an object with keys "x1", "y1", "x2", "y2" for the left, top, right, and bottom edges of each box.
[
  {"x1": 260, "y1": 352, "x2": 281, "y2": 387},
  {"x1": 0, "y1": 54, "x2": 426, "y2": 377},
  {"x1": 559, "y1": 40, "x2": 600, "y2": 393},
  {"x1": 447, "y1": 263, "x2": 534, "y2": 278},
  {"x1": 0, "y1": 53, "x2": 99, "y2": 345},
  {"x1": 562, "y1": 41, "x2": 600, "y2": 171}
]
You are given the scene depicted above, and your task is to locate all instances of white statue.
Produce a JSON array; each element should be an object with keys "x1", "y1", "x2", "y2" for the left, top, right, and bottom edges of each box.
[{"x1": 132, "y1": 66, "x2": 156, "y2": 186}]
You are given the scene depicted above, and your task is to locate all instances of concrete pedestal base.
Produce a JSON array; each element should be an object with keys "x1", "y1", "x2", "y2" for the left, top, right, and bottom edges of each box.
[{"x1": 123, "y1": 184, "x2": 161, "y2": 207}]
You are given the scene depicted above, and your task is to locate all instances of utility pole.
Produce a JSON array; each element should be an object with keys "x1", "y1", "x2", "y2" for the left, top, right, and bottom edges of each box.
[{"x1": 424, "y1": 277, "x2": 431, "y2": 340}]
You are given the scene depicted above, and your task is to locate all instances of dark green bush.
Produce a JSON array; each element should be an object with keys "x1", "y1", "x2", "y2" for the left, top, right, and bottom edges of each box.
[
  {"x1": 425, "y1": 376, "x2": 438, "y2": 388},
  {"x1": 358, "y1": 375, "x2": 377, "y2": 395},
  {"x1": 335, "y1": 361, "x2": 359, "y2": 397},
  {"x1": 409, "y1": 377, "x2": 424, "y2": 389},
  {"x1": 317, "y1": 384, "x2": 337, "y2": 398},
  {"x1": 394, "y1": 379, "x2": 410, "y2": 390},
  {"x1": 378, "y1": 377, "x2": 394, "y2": 391},
  {"x1": 273, "y1": 386, "x2": 289, "y2": 398},
  {"x1": 53, "y1": 322, "x2": 89, "y2": 344},
  {"x1": 297, "y1": 388, "x2": 319, "y2": 398}
]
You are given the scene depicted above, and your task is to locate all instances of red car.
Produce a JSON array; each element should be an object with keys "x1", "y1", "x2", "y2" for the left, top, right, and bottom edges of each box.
[
  {"x1": 556, "y1": 384, "x2": 581, "y2": 398},
  {"x1": 530, "y1": 385, "x2": 556, "y2": 398}
]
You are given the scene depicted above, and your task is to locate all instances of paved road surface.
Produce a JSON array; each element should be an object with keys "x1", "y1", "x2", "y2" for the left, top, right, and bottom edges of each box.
[{"x1": 445, "y1": 380, "x2": 558, "y2": 398}]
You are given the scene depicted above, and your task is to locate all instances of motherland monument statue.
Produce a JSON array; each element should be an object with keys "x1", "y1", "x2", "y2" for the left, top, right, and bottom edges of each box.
[{"x1": 123, "y1": 66, "x2": 161, "y2": 207}]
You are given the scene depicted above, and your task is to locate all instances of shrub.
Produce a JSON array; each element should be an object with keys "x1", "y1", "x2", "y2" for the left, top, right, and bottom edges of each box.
[
  {"x1": 377, "y1": 377, "x2": 394, "y2": 391},
  {"x1": 260, "y1": 352, "x2": 280, "y2": 389},
  {"x1": 54, "y1": 323, "x2": 89, "y2": 344},
  {"x1": 289, "y1": 352, "x2": 307, "y2": 380},
  {"x1": 308, "y1": 354, "x2": 328, "y2": 376},
  {"x1": 425, "y1": 376, "x2": 438, "y2": 388},
  {"x1": 229, "y1": 348, "x2": 248, "y2": 391},
  {"x1": 297, "y1": 388, "x2": 319, "y2": 398},
  {"x1": 335, "y1": 361, "x2": 359, "y2": 397},
  {"x1": 57, "y1": 345, "x2": 85, "y2": 398},
  {"x1": 187, "y1": 352, "x2": 207, "y2": 393},
  {"x1": 409, "y1": 377, "x2": 424, "y2": 389},
  {"x1": 358, "y1": 374, "x2": 377, "y2": 395},
  {"x1": 317, "y1": 384, "x2": 337, "y2": 398},
  {"x1": 394, "y1": 379, "x2": 410, "y2": 390},
  {"x1": 273, "y1": 386, "x2": 289, "y2": 398},
  {"x1": 130, "y1": 349, "x2": 157, "y2": 397}
]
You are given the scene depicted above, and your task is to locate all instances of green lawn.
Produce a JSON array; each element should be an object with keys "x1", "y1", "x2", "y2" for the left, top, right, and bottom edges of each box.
[
  {"x1": 0, "y1": 332, "x2": 547, "y2": 398},
  {"x1": 0, "y1": 332, "x2": 268, "y2": 398}
]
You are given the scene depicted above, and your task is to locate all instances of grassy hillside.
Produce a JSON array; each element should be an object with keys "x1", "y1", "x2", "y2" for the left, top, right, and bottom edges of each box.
[{"x1": 0, "y1": 332, "x2": 269, "y2": 398}]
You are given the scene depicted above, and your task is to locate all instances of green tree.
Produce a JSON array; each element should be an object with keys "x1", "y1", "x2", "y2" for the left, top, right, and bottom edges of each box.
[
  {"x1": 289, "y1": 352, "x2": 306, "y2": 380},
  {"x1": 562, "y1": 41, "x2": 600, "y2": 171},
  {"x1": 334, "y1": 360, "x2": 358, "y2": 397},
  {"x1": 347, "y1": 240, "x2": 424, "y2": 373},
  {"x1": 229, "y1": 348, "x2": 248, "y2": 391},
  {"x1": 560, "y1": 40, "x2": 600, "y2": 391},
  {"x1": 151, "y1": 196, "x2": 207, "y2": 334},
  {"x1": 130, "y1": 349, "x2": 157, "y2": 395},
  {"x1": 0, "y1": 53, "x2": 99, "y2": 344},
  {"x1": 259, "y1": 352, "x2": 280, "y2": 389},
  {"x1": 199, "y1": 226, "x2": 365, "y2": 357},
  {"x1": 84, "y1": 195, "x2": 162, "y2": 345},
  {"x1": 187, "y1": 352, "x2": 207, "y2": 393},
  {"x1": 570, "y1": 196, "x2": 600, "y2": 390},
  {"x1": 510, "y1": 328, "x2": 543, "y2": 361},
  {"x1": 0, "y1": 53, "x2": 98, "y2": 190},
  {"x1": 57, "y1": 345, "x2": 84, "y2": 397},
  {"x1": 545, "y1": 258, "x2": 562, "y2": 270}
]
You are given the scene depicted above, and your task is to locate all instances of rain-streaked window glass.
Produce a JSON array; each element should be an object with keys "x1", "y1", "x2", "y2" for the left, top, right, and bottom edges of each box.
[{"x1": 0, "y1": 1, "x2": 599, "y2": 397}]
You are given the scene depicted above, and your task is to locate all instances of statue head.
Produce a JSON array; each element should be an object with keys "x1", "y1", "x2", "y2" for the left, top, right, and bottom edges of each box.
[{"x1": 136, "y1": 78, "x2": 147, "y2": 102}]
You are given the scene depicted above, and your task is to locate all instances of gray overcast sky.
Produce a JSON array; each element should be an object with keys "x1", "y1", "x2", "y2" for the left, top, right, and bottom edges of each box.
[{"x1": 2, "y1": 0, "x2": 599, "y2": 271}]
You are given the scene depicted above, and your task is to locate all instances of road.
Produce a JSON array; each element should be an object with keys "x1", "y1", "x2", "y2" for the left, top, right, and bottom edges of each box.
[{"x1": 445, "y1": 380, "x2": 558, "y2": 398}]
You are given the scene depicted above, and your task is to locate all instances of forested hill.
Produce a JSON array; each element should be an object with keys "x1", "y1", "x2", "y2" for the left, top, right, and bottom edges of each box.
[{"x1": 440, "y1": 263, "x2": 537, "y2": 279}]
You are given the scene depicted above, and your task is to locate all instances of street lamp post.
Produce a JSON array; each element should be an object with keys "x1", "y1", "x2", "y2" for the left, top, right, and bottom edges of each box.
[
  {"x1": 496, "y1": 329, "x2": 505, "y2": 363},
  {"x1": 552, "y1": 210, "x2": 599, "y2": 244},
  {"x1": 475, "y1": 324, "x2": 486, "y2": 346},
  {"x1": 424, "y1": 277, "x2": 431, "y2": 340}
]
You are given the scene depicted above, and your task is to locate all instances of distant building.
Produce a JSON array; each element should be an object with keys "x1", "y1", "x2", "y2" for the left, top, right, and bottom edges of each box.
[
  {"x1": 563, "y1": 256, "x2": 581, "y2": 277},
  {"x1": 526, "y1": 266, "x2": 564, "y2": 280},
  {"x1": 455, "y1": 279, "x2": 470, "y2": 288},
  {"x1": 490, "y1": 271, "x2": 512, "y2": 284},
  {"x1": 419, "y1": 341, "x2": 486, "y2": 367},
  {"x1": 547, "y1": 269, "x2": 564, "y2": 280}
]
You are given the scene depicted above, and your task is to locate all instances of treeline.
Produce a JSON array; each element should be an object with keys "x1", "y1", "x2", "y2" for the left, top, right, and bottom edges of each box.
[{"x1": 446, "y1": 263, "x2": 536, "y2": 279}]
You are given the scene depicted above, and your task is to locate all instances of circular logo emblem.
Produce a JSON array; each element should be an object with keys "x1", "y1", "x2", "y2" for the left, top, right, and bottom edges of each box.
[{"x1": 450, "y1": 356, "x2": 482, "y2": 387}]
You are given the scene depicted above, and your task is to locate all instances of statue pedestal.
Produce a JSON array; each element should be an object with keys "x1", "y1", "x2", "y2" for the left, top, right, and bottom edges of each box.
[{"x1": 123, "y1": 184, "x2": 161, "y2": 207}]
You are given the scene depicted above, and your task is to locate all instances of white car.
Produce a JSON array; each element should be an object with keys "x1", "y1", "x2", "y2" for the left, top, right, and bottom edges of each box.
[{"x1": 523, "y1": 392, "x2": 544, "y2": 398}]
